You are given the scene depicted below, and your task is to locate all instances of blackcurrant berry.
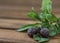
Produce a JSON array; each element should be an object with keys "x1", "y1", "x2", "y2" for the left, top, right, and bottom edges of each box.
[
  {"x1": 40, "y1": 28, "x2": 49, "y2": 38},
  {"x1": 27, "y1": 28, "x2": 37, "y2": 37}
]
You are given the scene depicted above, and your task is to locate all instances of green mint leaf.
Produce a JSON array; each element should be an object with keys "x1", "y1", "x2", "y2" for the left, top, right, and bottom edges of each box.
[
  {"x1": 33, "y1": 35, "x2": 40, "y2": 41},
  {"x1": 33, "y1": 35, "x2": 49, "y2": 43},
  {"x1": 45, "y1": 13, "x2": 57, "y2": 22},
  {"x1": 38, "y1": 38, "x2": 49, "y2": 43},
  {"x1": 49, "y1": 31, "x2": 56, "y2": 37},
  {"x1": 55, "y1": 22, "x2": 60, "y2": 34},
  {"x1": 57, "y1": 18, "x2": 60, "y2": 26},
  {"x1": 17, "y1": 26, "x2": 32, "y2": 32},
  {"x1": 49, "y1": 24, "x2": 57, "y2": 36},
  {"x1": 17, "y1": 23, "x2": 41, "y2": 32},
  {"x1": 41, "y1": 21, "x2": 49, "y2": 28},
  {"x1": 27, "y1": 7, "x2": 41, "y2": 21},
  {"x1": 39, "y1": 13, "x2": 46, "y2": 22},
  {"x1": 39, "y1": 11, "x2": 57, "y2": 22}
]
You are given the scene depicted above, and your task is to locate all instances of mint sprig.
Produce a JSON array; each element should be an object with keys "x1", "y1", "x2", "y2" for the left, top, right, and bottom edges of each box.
[{"x1": 17, "y1": 0, "x2": 60, "y2": 43}]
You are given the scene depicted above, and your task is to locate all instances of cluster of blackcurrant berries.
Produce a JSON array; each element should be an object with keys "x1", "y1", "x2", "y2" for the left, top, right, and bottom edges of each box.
[{"x1": 27, "y1": 27, "x2": 50, "y2": 38}]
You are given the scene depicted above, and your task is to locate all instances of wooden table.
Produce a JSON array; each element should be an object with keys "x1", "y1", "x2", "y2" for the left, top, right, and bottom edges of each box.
[
  {"x1": 0, "y1": 19, "x2": 60, "y2": 43},
  {"x1": 0, "y1": 0, "x2": 60, "y2": 43}
]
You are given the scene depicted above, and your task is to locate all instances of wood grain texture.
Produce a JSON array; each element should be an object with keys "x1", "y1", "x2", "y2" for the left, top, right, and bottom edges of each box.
[
  {"x1": 0, "y1": 19, "x2": 39, "y2": 30},
  {"x1": 0, "y1": 0, "x2": 59, "y2": 19},
  {"x1": 0, "y1": 29, "x2": 37, "y2": 43},
  {"x1": 0, "y1": 29, "x2": 60, "y2": 43}
]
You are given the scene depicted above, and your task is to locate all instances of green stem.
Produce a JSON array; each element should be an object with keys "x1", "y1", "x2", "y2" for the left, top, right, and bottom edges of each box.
[{"x1": 41, "y1": 0, "x2": 52, "y2": 14}]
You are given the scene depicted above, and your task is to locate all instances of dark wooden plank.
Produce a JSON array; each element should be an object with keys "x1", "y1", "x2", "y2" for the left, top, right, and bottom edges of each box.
[{"x1": 0, "y1": 0, "x2": 59, "y2": 19}]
